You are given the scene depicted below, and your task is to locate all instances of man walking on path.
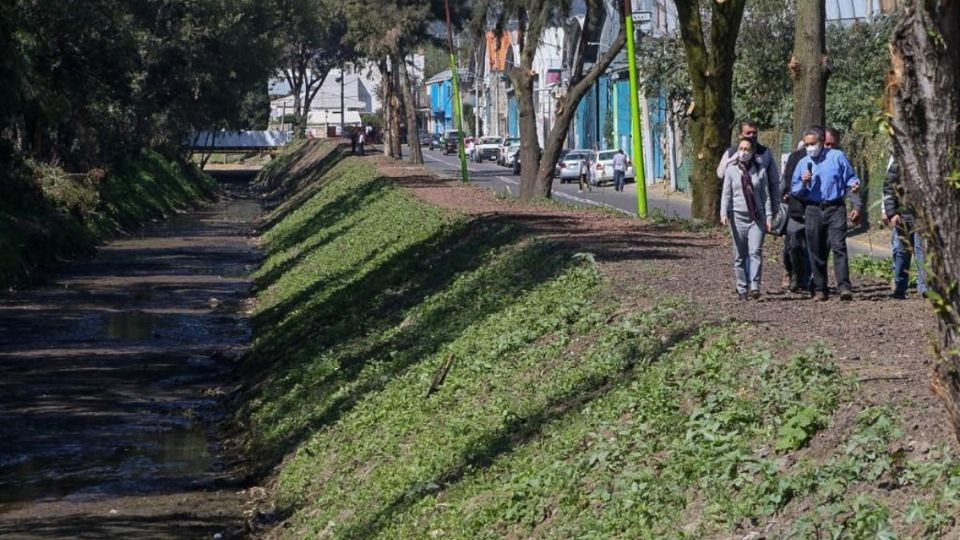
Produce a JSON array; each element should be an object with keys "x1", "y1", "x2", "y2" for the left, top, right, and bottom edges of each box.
[
  {"x1": 791, "y1": 127, "x2": 863, "y2": 301},
  {"x1": 883, "y1": 157, "x2": 927, "y2": 299},
  {"x1": 780, "y1": 141, "x2": 810, "y2": 292},
  {"x1": 612, "y1": 149, "x2": 628, "y2": 192},
  {"x1": 717, "y1": 120, "x2": 781, "y2": 205},
  {"x1": 358, "y1": 130, "x2": 366, "y2": 156}
]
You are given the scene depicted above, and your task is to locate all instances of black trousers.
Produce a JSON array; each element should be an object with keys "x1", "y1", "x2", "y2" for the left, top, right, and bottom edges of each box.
[
  {"x1": 804, "y1": 204, "x2": 851, "y2": 293},
  {"x1": 782, "y1": 219, "x2": 810, "y2": 288}
]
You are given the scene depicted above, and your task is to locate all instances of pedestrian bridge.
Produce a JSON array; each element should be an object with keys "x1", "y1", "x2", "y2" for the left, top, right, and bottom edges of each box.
[{"x1": 187, "y1": 130, "x2": 291, "y2": 152}]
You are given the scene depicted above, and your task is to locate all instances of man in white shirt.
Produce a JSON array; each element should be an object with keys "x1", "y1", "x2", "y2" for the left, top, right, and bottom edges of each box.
[{"x1": 612, "y1": 149, "x2": 628, "y2": 192}]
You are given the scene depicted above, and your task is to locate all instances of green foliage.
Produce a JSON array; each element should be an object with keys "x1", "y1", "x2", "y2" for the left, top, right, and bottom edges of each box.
[
  {"x1": 851, "y1": 253, "x2": 895, "y2": 282},
  {"x1": 733, "y1": 0, "x2": 795, "y2": 132},
  {"x1": 3, "y1": 0, "x2": 276, "y2": 169},
  {"x1": 0, "y1": 151, "x2": 215, "y2": 288},
  {"x1": 246, "y1": 147, "x2": 960, "y2": 539},
  {"x1": 826, "y1": 17, "x2": 896, "y2": 133}
]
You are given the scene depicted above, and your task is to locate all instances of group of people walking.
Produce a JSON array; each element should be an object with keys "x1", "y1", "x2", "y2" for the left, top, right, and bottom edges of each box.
[{"x1": 720, "y1": 120, "x2": 924, "y2": 301}]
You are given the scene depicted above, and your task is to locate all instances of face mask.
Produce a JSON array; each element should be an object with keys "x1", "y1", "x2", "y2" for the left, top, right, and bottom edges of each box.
[
  {"x1": 806, "y1": 144, "x2": 822, "y2": 158},
  {"x1": 739, "y1": 150, "x2": 754, "y2": 163}
]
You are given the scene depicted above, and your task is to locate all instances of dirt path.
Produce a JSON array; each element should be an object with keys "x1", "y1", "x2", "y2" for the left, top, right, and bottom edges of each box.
[
  {"x1": 376, "y1": 157, "x2": 953, "y2": 453},
  {"x1": 0, "y1": 172, "x2": 261, "y2": 539}
]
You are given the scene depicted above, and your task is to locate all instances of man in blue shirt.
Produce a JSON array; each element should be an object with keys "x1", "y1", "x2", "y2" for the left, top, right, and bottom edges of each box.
[{"x1": 791, "y1": 127, "x2": 863, "y2": 301}]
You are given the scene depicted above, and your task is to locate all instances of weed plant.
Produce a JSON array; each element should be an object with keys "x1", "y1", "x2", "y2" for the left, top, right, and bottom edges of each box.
[{"x1": 245, "y1": 152, "x2": 960, "y2": 539}]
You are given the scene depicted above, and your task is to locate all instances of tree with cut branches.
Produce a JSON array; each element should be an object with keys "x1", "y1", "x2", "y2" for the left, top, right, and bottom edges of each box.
[
  {"x1": 887, "y1": 1, "x2": 960, "y2": 442},
  {"x1": 674, "y1": 0, "x2": 747, "y2": 222},
  {"x1": 473, "y1": 0, "x2": 624, "y2": 201}
]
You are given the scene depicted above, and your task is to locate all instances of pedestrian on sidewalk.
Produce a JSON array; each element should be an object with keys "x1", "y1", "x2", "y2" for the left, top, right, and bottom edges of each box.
[
  {"x1": 612, "y1": 149, "x2": 628, "y2": 192},
  {"x1": 721, "y1": 137, "x2": 774, "y2": 300},
  {"x1": 350, "y1": 129, "x2": 358, "y2": 155},
  {"x1": 578, "y1": 155, "x2": 592, "y2": 193},
  {"x1": 883, "y1": 157, "x2": 927, "y2": 299},
  {"x1": 358, "y1": 130, "x2": 366, "y2": 156},
  {"x1": 791, "y1": 127, "x2": 863, "y2": 301}
]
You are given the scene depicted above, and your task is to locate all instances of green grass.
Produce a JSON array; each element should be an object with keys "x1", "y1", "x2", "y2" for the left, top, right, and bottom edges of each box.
[
  {"x1": 244, "y1": 147, "x2": 960, "y2": 539},
  {"x1": 0, "y1": 150, "x2": 215, "y2": 288}
]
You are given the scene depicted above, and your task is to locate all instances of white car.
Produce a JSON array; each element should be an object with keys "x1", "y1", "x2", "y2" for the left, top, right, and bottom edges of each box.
[
  {"x1": 589, "y1": 149, "x2": 635, "y2": 186},
  {"x1": 497, "y1": 137, "x2": 520, "y2": 165},
  {"x1": 473, "y1": 136, "x2": 502, "y2": 162},
  {"x1": 554, "y1": 149, "x2": 594, "y2": 183},
  {"x1": 503, "y1": 143, "x2": 521, "y2": 168}
]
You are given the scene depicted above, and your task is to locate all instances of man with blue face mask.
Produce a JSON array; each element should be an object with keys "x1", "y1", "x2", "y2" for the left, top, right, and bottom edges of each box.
[{"x1": 791, "y1": 127, "x2": 863, "y2": 301}]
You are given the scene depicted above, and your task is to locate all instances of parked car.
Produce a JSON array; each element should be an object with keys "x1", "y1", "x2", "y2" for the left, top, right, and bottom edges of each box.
[
  {"x1": 503, "y1": 142, "x2": 521, "y2": 168},
  {"x1": 554, "y1": 149, "x2": 593, "y2": 183},
  {"x1": 473, "y1": 136, "x2": 502, "y2": 162},
  {"x1": 442, "y1": 130, "x2": 463, "y2": 155},
  {"x1": 512, "y1": 148, "x2": 541, "y2": 175},
  {"x1": 589, "y1": 149, "x2": 635, "y2": 185},
  {"x1": 497, "y1": 137, "x2": 520, "y2": 165},
  {"x1": 418, "y1": 130, "x2": 431, "y2": 147}
]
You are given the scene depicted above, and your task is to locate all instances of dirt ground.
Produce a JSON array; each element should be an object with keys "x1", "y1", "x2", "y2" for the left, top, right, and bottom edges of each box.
[
  {"x1": 0, "y1": 175, "x2": 261, "y2": 539},
  {"x1": 377, "y1": 157, "x2": 952, "y2": 460}
]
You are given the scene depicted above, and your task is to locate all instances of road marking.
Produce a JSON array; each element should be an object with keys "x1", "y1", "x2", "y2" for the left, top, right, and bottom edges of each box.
[{"x1": 496, "y1": 176, "x2": 519, "y2": 186}]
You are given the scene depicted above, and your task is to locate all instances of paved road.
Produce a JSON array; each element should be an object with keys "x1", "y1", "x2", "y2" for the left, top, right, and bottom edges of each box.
[
  {"x1": 415, "y1": 148, "x2": 691, "y2": 219},
  {"x1": 413, "y1": 147, "x2": 890, "y2": 258}
]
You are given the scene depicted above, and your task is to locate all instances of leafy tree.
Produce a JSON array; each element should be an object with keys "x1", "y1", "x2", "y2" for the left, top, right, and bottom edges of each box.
[
  {"x1": 474, "y1": 0, "x2": 625, "y2": 201},
  {"x1": 345, "y1": 0, "x2": 465, "y2": 164},
  {"x1": 733, "y1": 0, "x2": 795, "y2": 133},
  {"x1": 675, "y1": 0, "x2": 748, "y2": 222},
  {"x1": 825, "y1": 16, "x2": 895, "y2": 133},
  {"x1": 887, "y1": 1, "x2": 960, "y2": 442},
  {"x1": 276, "y1": 0, "x2": 352, "y2": 139}
]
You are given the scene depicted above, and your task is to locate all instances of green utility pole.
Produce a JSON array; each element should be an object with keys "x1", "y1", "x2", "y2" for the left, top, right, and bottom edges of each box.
[
  {"x1": 445, "y1": 0, "x2": 469, "y2": 183},
  {"x1": 623, "y1": 0, "x2": 647, "y2": 217}
]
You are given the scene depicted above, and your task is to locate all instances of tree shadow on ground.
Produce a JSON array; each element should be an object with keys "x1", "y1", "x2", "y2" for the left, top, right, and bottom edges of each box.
[
  {"x1": 241, "y1": 217, "x2": 533, "y2": 479},
  {"x1": 335, "y1": 321, "x2": 704, "y2": 540}
]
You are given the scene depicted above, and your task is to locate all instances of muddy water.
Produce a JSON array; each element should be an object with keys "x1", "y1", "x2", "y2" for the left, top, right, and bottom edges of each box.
[{"x1": 0, "y1": 171, "x2": 261, "y2": 539}]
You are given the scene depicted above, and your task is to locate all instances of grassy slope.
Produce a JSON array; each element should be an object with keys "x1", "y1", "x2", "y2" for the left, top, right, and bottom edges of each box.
[
  {"x1": 244, "y1": 145, "x2": 960, "y2": 539},
  {"x1": 0, "y1": 150, "x2": 215, "y2": 288}
]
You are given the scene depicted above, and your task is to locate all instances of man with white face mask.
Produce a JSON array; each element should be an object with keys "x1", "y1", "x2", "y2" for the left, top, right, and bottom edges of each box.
[{"x1": 790, "y1": 127, "x2": 863, "y2": 301}]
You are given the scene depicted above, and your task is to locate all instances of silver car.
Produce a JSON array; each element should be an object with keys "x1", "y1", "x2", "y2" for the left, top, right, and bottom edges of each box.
[
  {"x1": 554, "y1": 150, "x2": 593, "y2": 183},
  {"x1": 589, "y1": 149, "x2": 635, "y2": 186}
]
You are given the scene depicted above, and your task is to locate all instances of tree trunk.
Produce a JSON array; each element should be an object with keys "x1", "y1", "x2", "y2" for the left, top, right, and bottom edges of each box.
[
  {"x1": 519, "y1": 1, "x2": 626, "y2": 201},
  {"x1": 675, "y1": 0, "x2": 747, "y2": 223},
  {"x1": 790, "y1": 0, "x2": 827, "y2": 143},
  {"x1": 509, "y1": 66, "x2": 540, "y2": 199},
  {"x1": 888, "y1": 1, "x2": 960, "y2": 442},
  {"x1": 397, "y1": 49, "x2": 423, "y2": 165},
  {"x1": 380, "y1": 59, "x2": 392, "y2": 157},
  {"x1": 389, "y1": 62, "x2": 403, "y2": 159}
]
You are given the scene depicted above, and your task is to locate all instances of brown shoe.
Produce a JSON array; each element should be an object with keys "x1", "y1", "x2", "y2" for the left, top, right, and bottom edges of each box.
[
  {"x1": 813, "y1": 291, "x2": 828, "y2": 301},
  {"x1": 750, "y1": 290, "x2": 761, "y2": 300},
  {"x1": 781, "y1": 273, "x2": 792, "y2": 289},
  {"x1": 839, "y1": 289, "x2": 853, "y2": 301}
]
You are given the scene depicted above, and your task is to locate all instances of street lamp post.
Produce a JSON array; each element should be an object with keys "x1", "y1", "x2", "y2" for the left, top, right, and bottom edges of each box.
[
  {"x1": 444, "y1": 0, "x2": 469, "y2": 183},
  {"x1": 623, "y1": 0, "x2": 648, "y2": 217}
]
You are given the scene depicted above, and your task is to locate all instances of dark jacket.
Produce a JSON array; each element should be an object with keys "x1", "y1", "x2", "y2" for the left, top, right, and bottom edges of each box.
[
  {"x1": 883, "y1": 160, "x2": 914, "y2": 220},
  {"x1": 781, "y1": 148, "x2": 807, "y2": 222}
]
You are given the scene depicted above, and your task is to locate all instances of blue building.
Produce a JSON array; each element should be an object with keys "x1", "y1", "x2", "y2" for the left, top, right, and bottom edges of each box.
[{"x1": 425, "y1": 68, "x2": 471, "y2": 136}]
